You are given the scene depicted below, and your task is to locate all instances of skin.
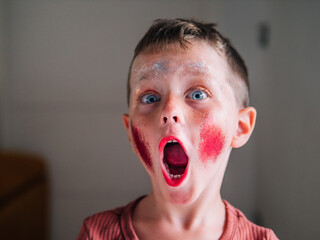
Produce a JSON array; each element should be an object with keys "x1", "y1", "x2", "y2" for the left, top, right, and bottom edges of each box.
[{"x1": 122, "y1": 41, "x2": 257, "y2": 239}]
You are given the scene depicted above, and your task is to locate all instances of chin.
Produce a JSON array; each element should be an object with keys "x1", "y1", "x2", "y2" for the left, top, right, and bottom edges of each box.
[{"x1": 164, "y1": 179, "x2": 200, "y2": 206}]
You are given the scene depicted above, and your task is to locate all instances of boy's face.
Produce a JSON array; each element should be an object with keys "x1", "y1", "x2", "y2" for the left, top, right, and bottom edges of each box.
[{"x1": 123, "y1": 42, "x2": 255, "y2": 204}]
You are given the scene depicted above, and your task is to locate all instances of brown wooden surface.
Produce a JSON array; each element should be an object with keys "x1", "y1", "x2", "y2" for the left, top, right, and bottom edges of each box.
[{"x1": 0, "y1": 151, "x2": 49, "y2": 240}]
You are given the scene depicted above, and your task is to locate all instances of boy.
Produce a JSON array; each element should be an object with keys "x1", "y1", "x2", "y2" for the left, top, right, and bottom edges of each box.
[{"x1": 77, "y1": 18, "x2": 278, "y2": 239}]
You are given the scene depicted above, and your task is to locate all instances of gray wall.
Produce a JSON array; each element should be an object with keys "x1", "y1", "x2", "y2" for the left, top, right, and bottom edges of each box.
[
  {"x1": 0, "y1": 0, "x2": 9, "y2": 147},
  {"x1": 256, "y1": 2, "x2": 320, "y2": 239},
  {"x1": 1, "y1": 0, "x2": 319, "y2": 239}
]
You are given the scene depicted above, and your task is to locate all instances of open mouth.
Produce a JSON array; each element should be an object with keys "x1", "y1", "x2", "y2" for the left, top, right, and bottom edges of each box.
[{"x1": 159, "y1": 137, "x2": 189, "y2": 187}]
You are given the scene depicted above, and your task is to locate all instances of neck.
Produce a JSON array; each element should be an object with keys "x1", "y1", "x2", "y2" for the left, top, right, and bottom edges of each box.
[
  {"x1": 135, "y1": 181, "x2": 226, "y2": 235},
  {"x1": 133, "y1": 152, "x2": 231, "y2": 237},
  {"x1": 154, "y1": 191, "x2": 225, "y2": 230}
]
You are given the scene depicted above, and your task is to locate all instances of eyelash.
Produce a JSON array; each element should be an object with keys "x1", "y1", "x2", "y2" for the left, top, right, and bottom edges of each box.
[
  {"x1": 185, "y1": 87, "x2": 211, "y2": 99},
  {"x1": 138, "y1": 87, "x2": 211, "y2": 104},
  {"x1": 139, "y1": 91, "x2": 161, "y2": 104}
]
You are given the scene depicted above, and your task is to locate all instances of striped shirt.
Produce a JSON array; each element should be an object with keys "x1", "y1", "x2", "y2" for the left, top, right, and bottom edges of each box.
[{"x1": 77, "y1": 196, "x2": 278, "y2": 240}]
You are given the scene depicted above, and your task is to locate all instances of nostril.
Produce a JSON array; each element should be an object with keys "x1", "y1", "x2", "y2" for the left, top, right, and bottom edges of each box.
[{"x1": 163, "y1": 116, "x2": 178, "y2": 124}]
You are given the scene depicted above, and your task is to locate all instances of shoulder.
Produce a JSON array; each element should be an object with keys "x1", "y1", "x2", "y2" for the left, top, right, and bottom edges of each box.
[
  {"x1": 76, "y1": 196, "x2": 145, "y2": 240},
  {"x1": 223, "y1": 200, "x2": 278, "y2": 240},
  {"x1": 77, "y1": 206, "x2": 125, "y2": 240}
]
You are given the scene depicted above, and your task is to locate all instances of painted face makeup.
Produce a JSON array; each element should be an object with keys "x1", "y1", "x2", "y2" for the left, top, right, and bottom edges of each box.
[
  {"x1": 199, "y1": 121, "x2": 225, "y2": 164},
  {"x1": 131, "y1": 124, "x2": 153, "y2": 170},
  {"x1": 128, "y1": 43, "x2": 238, "y2": 199},
  {"x1": 134, "y1": 58, "x2": 214, "y2": 83},
  {"x1": 136, "y1": 60, "x2": 170, "y2": 81},
  {"x1": 184, "y1": 58, "x2": 212, "y2": 74}
]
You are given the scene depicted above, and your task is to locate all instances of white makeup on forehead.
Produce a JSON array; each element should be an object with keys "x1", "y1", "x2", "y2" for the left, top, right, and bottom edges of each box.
[
  {"x1": 184, "y1": 57, "x2": 213, "y2": 74},
  {"x1": 135, "y1": 57, "x2": 217, "y2": 81},
  {"x1": 135, "y1": 59, "x2": 170, "y2": 81},
  {"x1": 151, "y1": 60, "x2": 169, "y2": 71},
  {"x1": 132, "y1": 56, "x2": 225, "y2": 100}
]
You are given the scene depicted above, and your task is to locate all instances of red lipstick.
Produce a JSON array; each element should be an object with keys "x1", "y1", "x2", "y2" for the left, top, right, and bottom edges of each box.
[{"x1": 159, "y1": 136, "x2": 189, "y2": 187}]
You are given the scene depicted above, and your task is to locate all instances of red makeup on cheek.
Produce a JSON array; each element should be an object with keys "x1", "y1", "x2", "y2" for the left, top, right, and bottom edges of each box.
[
  {"x1": 199, "y1": 122, "x2": 225, "y2": 164},
  {"x1": 131, "y1": 125, "x2": 153, "y2": 170}
]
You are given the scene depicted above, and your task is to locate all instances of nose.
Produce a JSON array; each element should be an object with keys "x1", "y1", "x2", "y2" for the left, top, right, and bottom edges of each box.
[{"x1": 160, "y1": 96, "x2": 182, "y2": 125}]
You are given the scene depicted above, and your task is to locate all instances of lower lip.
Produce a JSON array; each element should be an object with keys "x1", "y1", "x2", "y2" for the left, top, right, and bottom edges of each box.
[
  {"x1": 199, "y1": 122, "x2": 225, "y2": 164},
  {"x1": 161, "y1": 164, "x2": 189, "y2": 187},
  {"x1": 159, "y1": 137, "x2": 189, "y2": 187}
]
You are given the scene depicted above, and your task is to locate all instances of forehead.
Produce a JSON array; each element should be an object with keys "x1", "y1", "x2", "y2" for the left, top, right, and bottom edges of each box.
[{"x1": 130, "y1": 42, "x2": 230, "y2": 84}]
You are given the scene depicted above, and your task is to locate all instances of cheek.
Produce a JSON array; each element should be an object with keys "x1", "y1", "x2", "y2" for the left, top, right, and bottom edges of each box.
[
  {"x1": 131, "y1": 124, "x2": 153, "y2": 170},
  {"x1": 199, "y1": 121, "x2": 225, "y2": 164}
]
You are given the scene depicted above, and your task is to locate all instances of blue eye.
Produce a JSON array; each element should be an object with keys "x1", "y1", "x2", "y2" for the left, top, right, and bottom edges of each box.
[
  {"x1": 141, "y1": 94, "x2": 160, "y2": 104},
  {"x1": 188, "y1": 90, "x2": 208, "y2": 100}
]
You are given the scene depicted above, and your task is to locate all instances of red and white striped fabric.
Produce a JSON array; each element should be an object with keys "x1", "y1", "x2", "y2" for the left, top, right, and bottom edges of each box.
[{"x1": 77, "y1": 196, "x2": 278, "y2": 240}]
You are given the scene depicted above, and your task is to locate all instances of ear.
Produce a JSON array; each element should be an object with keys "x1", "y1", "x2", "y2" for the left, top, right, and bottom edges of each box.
[
  {"x1": 122, "y1": 113, "x2": 132, "y2": 143},
  {"x1": 231, "y1": 107, "x2": 257, "y2": 148}
]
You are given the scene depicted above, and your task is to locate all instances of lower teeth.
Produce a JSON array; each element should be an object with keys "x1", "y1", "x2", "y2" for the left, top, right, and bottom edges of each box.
[{"x1": 165, "y1": 163, "x2": 183, "y2": 179}]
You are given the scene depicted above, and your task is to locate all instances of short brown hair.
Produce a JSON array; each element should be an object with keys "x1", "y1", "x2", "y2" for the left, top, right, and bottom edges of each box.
[{"x1": 127, "y1": 18, "x2": 249, "y2": 107}]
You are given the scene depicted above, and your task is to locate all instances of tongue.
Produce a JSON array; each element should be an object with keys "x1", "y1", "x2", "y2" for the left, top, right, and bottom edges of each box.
[{"x1": 164, "y1": 143, "x2": 188, "y2": 167}]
